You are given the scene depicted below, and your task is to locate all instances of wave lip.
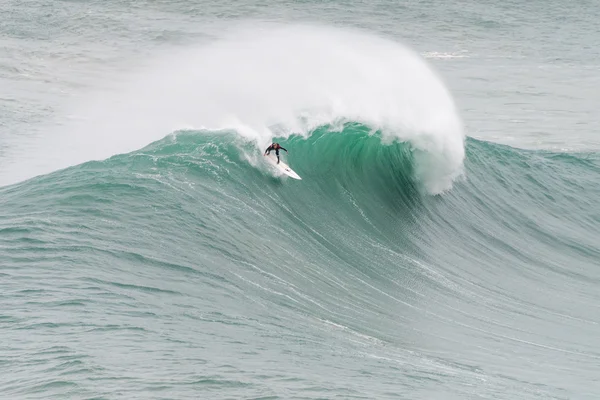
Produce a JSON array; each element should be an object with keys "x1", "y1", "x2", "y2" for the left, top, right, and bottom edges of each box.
[{"x1": 131, "y1": 24, "x2": 466, "y2": 194}]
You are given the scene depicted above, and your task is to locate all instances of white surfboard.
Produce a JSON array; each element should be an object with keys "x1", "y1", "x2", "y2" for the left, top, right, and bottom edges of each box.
[{"x1": 264, "y1": 154, "x2": 302, "y2": 180}]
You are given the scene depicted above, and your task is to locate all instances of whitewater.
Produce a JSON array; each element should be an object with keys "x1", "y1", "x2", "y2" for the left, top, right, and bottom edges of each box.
[{"x1": 2, "y1": 1, "x2": 600, "y2": 399}]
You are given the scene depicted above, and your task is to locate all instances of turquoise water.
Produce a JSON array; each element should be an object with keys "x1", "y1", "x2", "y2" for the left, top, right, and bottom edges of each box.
[{"x1": 2, "y1": 1, "x2": 600, "y2": 399}]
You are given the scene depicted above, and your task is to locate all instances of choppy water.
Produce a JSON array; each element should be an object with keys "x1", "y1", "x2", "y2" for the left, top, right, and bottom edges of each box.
[{"x1": 2, "y1": 1, "x2": 599, "y2": 399}]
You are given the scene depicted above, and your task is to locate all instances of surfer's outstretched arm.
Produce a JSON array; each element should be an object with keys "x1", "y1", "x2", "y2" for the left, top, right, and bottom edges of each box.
[
  {"x1": 264, "y1": 145, "x2": 273, "y2": 155},
  {"x1": 281, "y1": 147, "x2": 288, "y2": 152}
]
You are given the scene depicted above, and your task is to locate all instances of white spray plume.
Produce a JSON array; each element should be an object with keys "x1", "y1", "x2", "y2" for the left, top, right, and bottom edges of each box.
[{"x1": 3, "y1": 24, "x2": 464, "y2": 193}]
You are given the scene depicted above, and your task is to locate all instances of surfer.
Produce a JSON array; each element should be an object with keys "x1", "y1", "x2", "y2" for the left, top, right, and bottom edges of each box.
[{"x1": 264, "y1": 143, "x2": 288, "y2": 164}]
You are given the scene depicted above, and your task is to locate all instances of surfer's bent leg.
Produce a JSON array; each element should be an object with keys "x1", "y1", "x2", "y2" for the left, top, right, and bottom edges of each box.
[{"x1": 276, "y1": 149, "x2": 280, "y2": 164}]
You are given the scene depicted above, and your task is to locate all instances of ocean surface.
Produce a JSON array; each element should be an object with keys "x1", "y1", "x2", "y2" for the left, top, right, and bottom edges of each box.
[{"x1": 1, "y1": 1, "x2": 599, "y2": 399}]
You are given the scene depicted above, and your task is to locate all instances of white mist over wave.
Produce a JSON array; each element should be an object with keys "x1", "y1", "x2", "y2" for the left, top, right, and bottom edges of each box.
[{"x1": 3, "y1": 24, "x2": 464, "y2": 194}]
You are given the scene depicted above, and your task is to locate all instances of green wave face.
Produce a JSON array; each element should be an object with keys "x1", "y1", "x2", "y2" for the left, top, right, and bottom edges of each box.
[{"x1": 1, "y1": 125, "x2": 599, "y2": 398}]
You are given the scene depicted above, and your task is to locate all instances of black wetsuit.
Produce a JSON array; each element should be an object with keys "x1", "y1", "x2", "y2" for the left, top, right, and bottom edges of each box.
[{"x1": 264, "y1": 144, "x2": 287, "y2": 163}]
